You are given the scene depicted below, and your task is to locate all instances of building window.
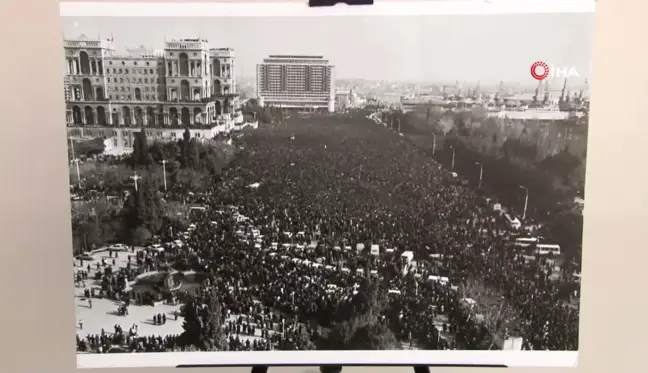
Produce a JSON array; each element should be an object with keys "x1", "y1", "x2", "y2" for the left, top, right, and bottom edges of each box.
[
  {"x1": 134, "y1": 61, "x2": 138, "y2": 65},
  {"x1": 150, "y1": 69, "x2": 154, "y2": 74},
  {"x1": 171, "y1": 132, "x2": 176, "y2": 138},
  {"x1": 125, "y1": 69, "x2": 129, "y2": 74},
  {"x1": 146, "y1": 62, "x2": 150, "y2": 66},
  {"x1": 109, "y1": 61, "x2": 113, "y2": 65},
  {"x1": 121, "y1": 61, "x2": 125, "y2": 65},
  {"x1": 157, "y1": 132, "x2": 163, "y2": 137}
]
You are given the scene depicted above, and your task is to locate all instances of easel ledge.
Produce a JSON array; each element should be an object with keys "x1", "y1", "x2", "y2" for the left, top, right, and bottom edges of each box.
[{"x1": 176, "y1": 364, "x2": 508, "y2": 372}]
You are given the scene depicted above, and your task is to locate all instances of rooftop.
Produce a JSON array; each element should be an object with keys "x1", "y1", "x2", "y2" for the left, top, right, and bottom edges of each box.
[
  {"x1": 268, "y1": 55, "x2": 324, "y2": 59},
  {"x1": 64, "y1": 35, "x2": 232, "y2": 56},
  {"x1": 489, "y1": 110, "x2": 570, "y2": 121}
]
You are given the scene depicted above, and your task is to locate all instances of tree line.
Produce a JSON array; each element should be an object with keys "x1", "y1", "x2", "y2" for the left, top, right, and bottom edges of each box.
[
  {"x1": 381, "y1": 109, "x2": 586, "y2": 267},
  {"x1": 69, "y1": 137, "x2": 106, "y2": 160},
  {"x1": 71, "y1": 127, "x2": 236, "y2": 254}
]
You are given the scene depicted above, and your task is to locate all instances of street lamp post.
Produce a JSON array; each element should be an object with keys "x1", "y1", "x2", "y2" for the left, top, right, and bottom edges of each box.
[
  {"x1": 161, "y1": 160, "x2": 168, "y2": 191},
  {"x1": 69, "y1": 137, "x2": 76, "y2": 159},
  {"x1": 475, "y1": 161, "x2": 483, "y2": 188},
  {"x1": 431, "y1": 133, "x2": 437, "y2": 156},
  {"x1": 449, "y1": 146, "x2": 455, "y2": 171},
  {"x1": 72, "y1": 158, "x2": 81, "y2": 183},
  {"x1": 519, "y1": 185, "x2": 529, "y2": 220},
  {"x1": 130, "y1": 174, "x2": 141, "y2": 192}
]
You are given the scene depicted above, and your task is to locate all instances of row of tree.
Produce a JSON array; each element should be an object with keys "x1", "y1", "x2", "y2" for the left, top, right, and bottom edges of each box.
[
  {"x1": 380, "y1": 109, "x2": 585, "y2": 267},
  {"x1": 317, "y1": 279, "x2": 398, "y2": 350},
  {"x1": 69, "y1": 137, "x2": 106, "y2": 160},
  {"x1": 71, "y1": 176, "x2": 174, "y2": 254},
  {"x1": 130, "y1": 127, "x2": 234, "y2": 176},
  {"x1": 179, "y1": 290, "x2": 228, "y2": 351},
  {"x1": 71, "y1": 127, "x2": 236, "y2": 254}
]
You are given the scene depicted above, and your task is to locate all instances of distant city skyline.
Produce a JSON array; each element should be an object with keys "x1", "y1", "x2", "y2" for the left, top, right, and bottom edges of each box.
[{"x1": 61, "y1": 14, "x2": 593, "y2": 85}]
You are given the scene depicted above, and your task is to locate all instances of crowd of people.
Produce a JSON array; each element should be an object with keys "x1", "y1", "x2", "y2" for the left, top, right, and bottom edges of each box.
[{"x1": 74, "y1": 111, "x2": 580, "y2": 353}]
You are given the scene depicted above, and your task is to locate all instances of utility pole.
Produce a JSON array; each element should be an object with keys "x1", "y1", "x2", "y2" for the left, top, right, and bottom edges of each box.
[
  {"x1": 131, "y1": 174, "x2": 141, "y2": 192},
  {"x1": 69, "y1": 137, "x2": 76, "y2": 159},
  {"x1": 520, "y1": 185, "x2": 529, "y2": 220},
  {"x1": 73, "y1": 158, "x2": 81, "y2": 183},
  {"x1": 449, "y1": 146, "x2": 455, "y2": 171},
  {"x1": 161, "y1": 160, "x2": 168, "y2": 191},
  {"x1": 431, "y1": 133, "x2": 436, "y2": 156}
]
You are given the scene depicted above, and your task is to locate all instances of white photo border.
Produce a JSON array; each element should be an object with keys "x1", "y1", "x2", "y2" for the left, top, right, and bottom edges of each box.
[
  {"x1": 62, "y1": 0, "x2": 591, "y2": 368},
  {"x1": 78, "y1": 350, "x2": 578, "y2": 369},
  {"x1": 60, "y1": 1, "x2": 596, "y2": 17}
]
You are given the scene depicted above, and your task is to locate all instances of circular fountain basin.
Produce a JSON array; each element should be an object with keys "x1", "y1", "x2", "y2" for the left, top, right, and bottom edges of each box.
[{"x1": 130, "y1": 271, "x2": 207, "y2": 295}]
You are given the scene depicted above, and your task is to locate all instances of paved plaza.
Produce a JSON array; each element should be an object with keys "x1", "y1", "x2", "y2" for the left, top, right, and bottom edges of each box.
[
  {"x1": 73, "y1": 248, "x2": 267, "y2": 341},
  {"x1": 73, "y1": 248, "x2": 185, "y2": 337}
]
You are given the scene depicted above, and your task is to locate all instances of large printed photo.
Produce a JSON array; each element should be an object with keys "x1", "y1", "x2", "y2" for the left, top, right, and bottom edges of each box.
[{"x1": 62, "y1": 6, "x2": 591, "y2": 368}]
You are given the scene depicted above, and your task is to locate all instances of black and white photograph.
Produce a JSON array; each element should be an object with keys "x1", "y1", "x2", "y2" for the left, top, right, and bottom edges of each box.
[{"x1": 62, "y1": 2, "x2": 593, "y2": 368}]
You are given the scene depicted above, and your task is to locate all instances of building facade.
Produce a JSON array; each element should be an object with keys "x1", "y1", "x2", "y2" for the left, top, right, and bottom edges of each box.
[
  {"x1": 63, "y1": 34, "x2": 243, "y2": 148},
  {"x1": 335, "y1": 91, "x2": 350, "y2": 111},
  {"x1": 256, "y1": 55, "x2": 335, "y2": 112}
]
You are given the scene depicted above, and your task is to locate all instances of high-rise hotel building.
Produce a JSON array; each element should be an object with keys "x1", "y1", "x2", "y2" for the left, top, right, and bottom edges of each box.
[
  {"x1": 63, "y1": 34, "x2": 243, "y2": 149},
  {"x1": 256, "y1": 55, "x2": 335, "y2": 113}
]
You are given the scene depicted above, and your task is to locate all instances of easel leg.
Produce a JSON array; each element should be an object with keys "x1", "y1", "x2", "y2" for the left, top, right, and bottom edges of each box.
[
  {"x1": 320, "y1": 365, "x2": 343, "y2": 373},
  {"x1": 249, "y1": 366, "x2": 430, "y2": 373},
  {"x1": 251, "y1": 366, "x2": 268, "y2": 373}
]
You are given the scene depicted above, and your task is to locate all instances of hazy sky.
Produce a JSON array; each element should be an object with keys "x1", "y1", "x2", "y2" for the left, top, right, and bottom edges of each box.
[{"x1": 60, "y1": 14, "x2": 593, "y2": 84}]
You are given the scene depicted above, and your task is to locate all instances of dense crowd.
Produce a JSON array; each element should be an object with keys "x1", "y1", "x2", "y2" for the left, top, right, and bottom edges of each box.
[{"x1": 75, "y1": 112, "x2": 580, "y2": 353}]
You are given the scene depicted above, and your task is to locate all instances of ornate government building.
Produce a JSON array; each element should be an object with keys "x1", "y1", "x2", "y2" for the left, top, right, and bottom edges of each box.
[{"x1": 64, "y1": 34, "x2": 244, "y2": 148}]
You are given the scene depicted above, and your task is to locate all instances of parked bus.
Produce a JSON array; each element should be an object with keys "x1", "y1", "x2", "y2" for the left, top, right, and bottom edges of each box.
[
  {"x1": 514, "y1": 237, "x2": 538, "y2": 248},
  {"x1": 535, "y1": 244, "x2": 561, "y2": 256}
]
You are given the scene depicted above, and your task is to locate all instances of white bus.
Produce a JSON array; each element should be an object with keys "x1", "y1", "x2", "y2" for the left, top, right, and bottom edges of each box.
[
  {"x1": 514, "y1": 237, "x2": 538, "y2": 248},
  {"x1": 535, "y1": 244, "x2": 561, "y2": 256}
]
